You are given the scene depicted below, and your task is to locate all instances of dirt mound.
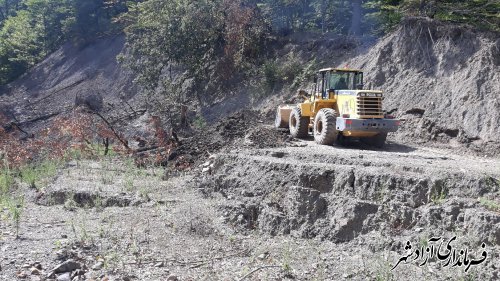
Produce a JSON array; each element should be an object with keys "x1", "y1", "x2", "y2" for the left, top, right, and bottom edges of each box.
[
  {"x1": 347, "y1": 18, "x2": 500, "y2": 155},
  {"x1": 169, "y1": 110, "x2": 288, "y2": 168},
  {"x1": 0, "y1": 35, "x2": 138, "y2": 135}
]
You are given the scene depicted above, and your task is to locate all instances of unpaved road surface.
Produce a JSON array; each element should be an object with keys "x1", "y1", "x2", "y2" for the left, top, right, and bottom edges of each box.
[{"x1": 1, "y1": 136, "x2": 499, "y2": 280}]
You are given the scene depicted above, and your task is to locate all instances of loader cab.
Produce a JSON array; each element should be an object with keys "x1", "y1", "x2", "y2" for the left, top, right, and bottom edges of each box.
[{"x1": 315, "y1": 68, "x2": 364, "y2": 99}]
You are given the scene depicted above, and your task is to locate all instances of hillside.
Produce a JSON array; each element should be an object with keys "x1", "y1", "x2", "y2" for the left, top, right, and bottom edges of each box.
[
  {"x1": 349, "y1": 18, "x2": 500, "y2": 155},
  {"x1": 1, "y1": 14, "x2": 499, "y2": 281}
]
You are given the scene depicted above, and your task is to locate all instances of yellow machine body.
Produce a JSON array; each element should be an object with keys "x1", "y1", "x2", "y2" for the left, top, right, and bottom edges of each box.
[{"x1": 275, "y1": 68, "x2": 400, "y2": 146}]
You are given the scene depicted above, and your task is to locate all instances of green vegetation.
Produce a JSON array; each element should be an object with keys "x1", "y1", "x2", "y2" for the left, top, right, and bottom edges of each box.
[
  {"x1": 19, "y1": 159, "x2": 60, "y2": 190},
  {"x1": 0, "y1": 0, "x2": 141, "y2": 84},
  {"x1": 1, "y1": 0, "x2": 497, "y2": 87},
  {"x1": 479, "y1": 197, "x2": 500, "y2": 212}
]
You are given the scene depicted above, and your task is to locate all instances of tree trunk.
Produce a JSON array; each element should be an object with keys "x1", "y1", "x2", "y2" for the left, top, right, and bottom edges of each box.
[
  {"x1": 349, "y1": 0, "x2": 362, "y2": 36},
  {"x1": 321, "y1": 0, "x2": 327, "y2": 33}
]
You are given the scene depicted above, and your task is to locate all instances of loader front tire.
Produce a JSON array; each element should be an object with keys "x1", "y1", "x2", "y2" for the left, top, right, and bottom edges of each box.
[
  {"x1": 289, "y1": 107, "x2": 309, "y2": 138},
  {"x1": 313, "y1": 108, "x2": 338, "y2": 145}
]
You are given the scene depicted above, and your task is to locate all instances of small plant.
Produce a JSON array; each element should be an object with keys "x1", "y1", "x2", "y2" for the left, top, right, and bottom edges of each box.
[
  {"x1": 64, "y1": 196, "x2": 78, "y2": 211},
  {"x1": 5, "y1": 196, "x2": 25, "y2": 238},
  {"x1": 19, "y1": 159, "x2": 59, "y2": 190},
  {"x1": 479, "y1": 197, "x2": 500, "y2": 212},
  {"x1": 0, "y1": 158, "x2": 13, "y2": 194},
  {"x1": 374, "y1": 257, "x2": 394, "y2": 281},
  {"x1": 100, "y1": 170, "x2": 114, "y2": 185},
  {"x1": 430, "y1": 180, "x2": 448, "y2": 204},
  {"x1": 124, "y1": 176, "x2": 134, "y2": 192},
  {"x1": 193, "y1": 114, "x2": 206, "y2": 129}
]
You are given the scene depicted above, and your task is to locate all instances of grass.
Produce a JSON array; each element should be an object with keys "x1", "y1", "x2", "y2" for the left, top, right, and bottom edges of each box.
[
  {"x1": 2, "y1": 196, "x2": 25, "y2": 238},
  {"x1": 19, "y1": 159, "x2": 60, "y2": 190},
  {"x1": 479, "y1": 197, "x2": 500, "y2": 212},
  {"x1": 430, "y1": 180, "x2": 448, "y2": 204}
]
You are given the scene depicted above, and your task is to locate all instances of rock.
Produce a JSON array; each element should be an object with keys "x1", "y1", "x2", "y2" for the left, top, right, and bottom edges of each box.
[
  {"x1": 257, "y1": 253, "x2": 268, "y2": 260},
  {"x1": 31, "y1": 267, "x2": 41, "y2": 275},
  {"x1": 16, "y1": 271, "x2": 28, "y2": 279},
  {"x1": 56, "y1": 272, "x2": 71, "y2": 281},
  {"x1": 92, "y1": 262, "x2": 104, "y2": 270},
  {"x1": 52, "y1": 259, "x2": 81, "y2": 274},
  {"x1": 71, "y1": 269, "x2": 85, "y2": 278},
  {"x1": 201, "y1": 167, "x2": 210, "y2": 173},
  {"x1": 166, "y1": 275, "x2": 178, "y2": 281},
  {"x1": 202, "y1": 161, "x2": 211, "y2": 168},
  {"x1": 154, "y1": 261, "x2": 164, "y2": 268},
  {"x1": 34, "y1": 262, "x2": 43, "y2": 270},
  {"x1": 22, "y1": 263, "x2": 31, "y2": 268}
]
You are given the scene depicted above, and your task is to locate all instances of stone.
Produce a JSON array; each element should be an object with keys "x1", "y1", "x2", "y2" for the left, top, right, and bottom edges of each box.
[
  {"x1": 92, "y1": 262, "x2": 104, "y2": 270},
  {"x1": 52, "y1": 259, "x2": 81, "y2": 274},
  {"x1": 56, "y1": 272, "x2": 71, "y2": 281},
  {"x1": 16, "y1": 271, "x2": 28, "y2": 279},
  {"x1": 166, "y1": 275, "x2": 178, "y2": 281},
  {"x1": 154, "y1": 261, "x2": 164, "y2": 268},
  {"x1": 202, "y1": 167, "x2": 210, "y2": 173},
  {"x1": 31, "y1": 267, "x2": 41, "y2": 275}
]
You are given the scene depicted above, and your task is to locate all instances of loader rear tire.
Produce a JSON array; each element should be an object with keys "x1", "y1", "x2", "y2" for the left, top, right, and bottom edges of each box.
[
  {"x1": 361, "y1": 133, "x2": 387, "y2": 148},
  {"x1": 289, "y1": 107, "x2": 309, "y2": 138},
  {"x1": 313, "y1": 108, "x2": 338, "y2": 145},
  {"x1": 275, "y1": 108, "x2": 288, "y2": 129}
]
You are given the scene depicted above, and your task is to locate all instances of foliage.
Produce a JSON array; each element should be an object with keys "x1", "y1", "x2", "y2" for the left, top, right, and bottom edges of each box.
[
  {"x1": 120, "y1": 0, "x2": 269, "y2": 102},
  {"x1": 0, "y1": 0, "x2": 140, "y2": 84}
]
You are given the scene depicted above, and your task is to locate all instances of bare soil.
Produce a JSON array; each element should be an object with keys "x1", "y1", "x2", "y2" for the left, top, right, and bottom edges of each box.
[{"x1": 1, "y1": 132, "x2": 499, "y2": 280}]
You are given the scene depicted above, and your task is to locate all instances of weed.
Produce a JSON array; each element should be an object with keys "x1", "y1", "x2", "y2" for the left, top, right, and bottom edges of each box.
[
  {"x1": 0, "y1": 158, "x2": 13, "y2": 194},
  {"x1": 374, "y1": 257, "x2": 394, "y2": 281},
  {"x1": 19, "y1": 159, "x2": 59, "y2": 190},
  {"x1": 64, "y1": 196, "x2": 78, "y2": 211},
  {"x1": 138, "y1": 186, "x2": 150, "y2": 200},
  {"x1": 478, "y1": 197, "x2": 500, "y2": 212},
  {"x1": 4, "y1": 196, "x2": 25, "y2": 238},
  {"x1": 281, "y1": 242, "x2": 294, "y2": 277},
  {"x1": 124, "y1": 176, "x2": 134, "y2": 192},
  {"x1": 193, "y1": 114, "x2": 206, "y2": 129},
  {"x1": 483, "y1": 175, "x2": 500, "y2": 191},
  {"x1": 430, "y1": 180, "x2": 448, "y2": 204},
  {"x1": 100, "y1": 170, "x2": 114, "y2": 185}
]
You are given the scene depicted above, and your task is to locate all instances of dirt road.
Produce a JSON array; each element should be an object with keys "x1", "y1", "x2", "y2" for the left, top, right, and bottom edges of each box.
[{"x1": 1, "y1": 135, "x2": 498, "y2": 280}]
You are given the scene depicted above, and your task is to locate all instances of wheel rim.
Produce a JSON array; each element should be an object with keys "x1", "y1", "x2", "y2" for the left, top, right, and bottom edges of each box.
[
  {"x1": 316, "y1": 120, "x2": 323, "y2": 135},
  {"x1": 291, "y1": 115, "x2": 297, "y2": 128}
]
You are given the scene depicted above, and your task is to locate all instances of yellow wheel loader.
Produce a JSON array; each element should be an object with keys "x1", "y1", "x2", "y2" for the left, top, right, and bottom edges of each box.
[{"x1": 275, "y1": 68, "x2": 400, "y2": 148}]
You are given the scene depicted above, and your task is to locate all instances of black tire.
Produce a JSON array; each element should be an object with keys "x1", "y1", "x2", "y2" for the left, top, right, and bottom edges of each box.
[
  {"x1": 275, "y1": 108, "x2": 288, "y2": 129},
  {"x1": 289, "y1": 107, "x2": 309, "y2": 138},
  {"x1": 361, "y1": 133, "x2": 387, "y2": 148},
  {"x1": 313, "y1": 108, "x2": 338, "y2": 145}
]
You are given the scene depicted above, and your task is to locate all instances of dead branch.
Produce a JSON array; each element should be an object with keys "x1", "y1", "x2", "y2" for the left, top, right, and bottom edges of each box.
[
  {"x1": 88, "y1": 109, "x2": 130, "y2": 150},
  {"x1": 238, "y1": 265, "x2": 281, "y2": 281}
]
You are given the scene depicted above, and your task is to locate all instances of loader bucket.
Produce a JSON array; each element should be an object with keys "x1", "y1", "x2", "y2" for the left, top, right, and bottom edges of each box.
[{"x1": 275, "y1": 104, "x2": 295, "y2": 129}]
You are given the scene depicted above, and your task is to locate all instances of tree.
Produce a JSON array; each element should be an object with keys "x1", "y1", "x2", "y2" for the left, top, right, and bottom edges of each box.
[{"x1": 349, "y1": 0, "x2": 363, "y2": 35}]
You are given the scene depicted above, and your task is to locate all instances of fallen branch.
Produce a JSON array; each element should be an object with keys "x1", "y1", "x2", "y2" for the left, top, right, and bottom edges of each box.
[
  {"x1": 88, "y1": 110, "x2": 130, "y2": 150},
  {"x1": 239, "y1": 265, "x2": 281, "y2": 281}
]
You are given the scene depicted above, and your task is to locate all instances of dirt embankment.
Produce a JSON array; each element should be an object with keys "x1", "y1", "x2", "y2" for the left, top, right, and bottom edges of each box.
[
  {"x1": 348, "y1": 18, "x2": 500, "y2": 155},
  {"x1": 0, "y1": 35, "x2": 138, "y2": 134}
]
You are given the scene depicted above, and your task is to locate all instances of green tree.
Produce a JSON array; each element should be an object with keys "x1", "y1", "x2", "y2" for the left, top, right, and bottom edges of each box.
[{"x1": 121, "y1": 0, "x2": 269, "y2": 101}]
